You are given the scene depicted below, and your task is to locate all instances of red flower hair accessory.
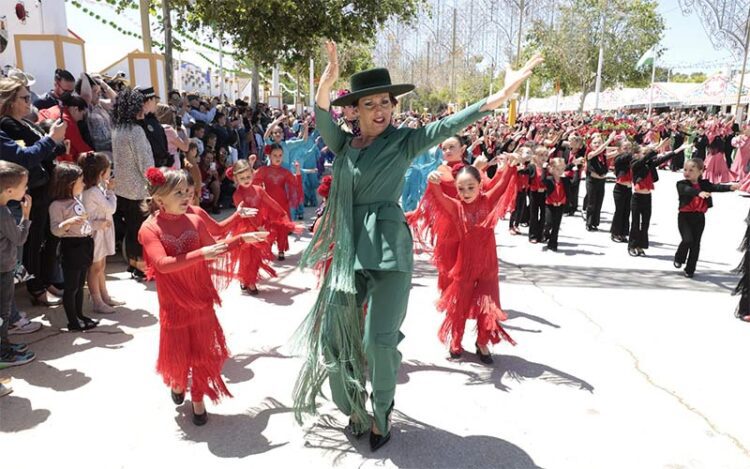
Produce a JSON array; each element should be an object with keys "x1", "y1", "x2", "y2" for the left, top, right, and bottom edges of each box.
[
  {"x1": 317, "y1": 175, "x2": 333, "y2": 199},
  {"x1": 225, "y1": 166, "x2": 234, "y2": 181},
  {"x1": 145, "y1": 167, "x2": 166, "y2": 187},
  {"x1": 263, "y1": 144, "x2": 272, "y2": 155}
]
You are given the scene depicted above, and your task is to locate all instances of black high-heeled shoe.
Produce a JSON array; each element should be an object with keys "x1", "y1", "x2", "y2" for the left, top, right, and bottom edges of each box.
[
  {"x1": 475, "y1": 343, "x2": 493, "y2": 364},
  {"x1": 171, "y1": 389, "x2": 185, "y2": 405},
  {"x1": 369, "y1": 401, "x2": 394, "y2": 452}
]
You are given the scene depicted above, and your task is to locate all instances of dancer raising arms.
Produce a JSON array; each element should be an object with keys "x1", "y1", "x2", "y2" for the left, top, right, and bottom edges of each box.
[
  {"x1": 292, "y1": 40, "x2": 541, "y2": 451},
  {"x1": 230, "y1": 158, "x2": 302, "y2": 294},
  {"x1": 628, "y1": 141, "x2": 692, "y2": 257},
  {"x1": 417, "y1": 160, "x2": 518, "y2": 362},
  {"x1": 138, "y1": 167, "x2": 266, "y2": 426},
  {"x1": 674, "y1": 159, "x2": 738, "y2": 278}
]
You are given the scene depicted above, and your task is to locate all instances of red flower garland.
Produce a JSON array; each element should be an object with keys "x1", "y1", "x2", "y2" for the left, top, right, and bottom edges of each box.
[
  {"x1": 225, "y1": 166, "x2": 234, "y2": 181},
  {"x1": 145, "y1": 167, "x2": 166, "y2": 187}
]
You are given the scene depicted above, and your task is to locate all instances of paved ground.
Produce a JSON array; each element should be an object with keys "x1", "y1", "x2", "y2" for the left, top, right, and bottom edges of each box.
[{"x1": 2, "y1": 170, "x2": 748, "y2": 469}]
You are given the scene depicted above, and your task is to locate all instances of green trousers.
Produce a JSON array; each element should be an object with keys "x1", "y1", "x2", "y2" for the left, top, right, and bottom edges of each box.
[{"x1": 327, "y1": 269, "x2": 412, "y2": 434}]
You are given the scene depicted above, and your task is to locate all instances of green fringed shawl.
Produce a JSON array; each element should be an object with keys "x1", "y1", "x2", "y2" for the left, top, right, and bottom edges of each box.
[{"x1": 292, "y1": 149, "x2": 370, "y2": 432}]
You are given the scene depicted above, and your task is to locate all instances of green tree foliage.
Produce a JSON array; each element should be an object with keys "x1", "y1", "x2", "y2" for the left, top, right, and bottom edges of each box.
[
  {"x1": 671, "y1": 72, "x2": 708, "y2": 83},
  {"x1": 117, "y1": 0, "x2": 421, "y2": 70},
  {"x1": 526, "y1": 0, "x2": 664, "y2": 110}
]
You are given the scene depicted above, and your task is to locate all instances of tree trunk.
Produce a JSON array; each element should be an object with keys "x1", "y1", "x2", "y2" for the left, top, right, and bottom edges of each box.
[
  {"x1": 251, "y1": 62, "x2": 260, "y2": 106},
  {"x1": 161, "y1": 0, "x2": 173, "y2": 91}
]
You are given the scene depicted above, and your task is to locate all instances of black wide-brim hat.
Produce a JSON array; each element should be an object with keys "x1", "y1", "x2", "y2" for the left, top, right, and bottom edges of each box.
[{"x1": 331, "y1": 68, "x2": 414, "y2": 107}]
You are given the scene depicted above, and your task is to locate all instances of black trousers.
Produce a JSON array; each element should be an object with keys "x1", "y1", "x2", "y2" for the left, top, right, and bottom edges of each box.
[
  {"x1": 675, "y1": 212, "x2": 705, "y2": 275},
  {"x1": 629, "y1": 193, "x2": 652, "y2": 249},
  {"x1": 23, "y1": 185, "x2": 60, "y2": 295},
  {"x1": 61, "y1": 237, "x2": 94, "y2": 326},
  {"x1": 509, "y1": 190, "x2": 528, "y2": 229},
  {"x1": 544, "y1": 205, "x2": 565, "y2": 250},
  {"x1": 610, "y1": 183, "x2": 632, "y2": 237},
  {"x1": 115, "y1": 196, "x2": 147, "y2": 261},
  {"x1": 528, "y1": 191, "x2": 546, "y2": 241},
  {"x1": 670, "y1": 150, "x2": 685, "y2": 171},
  {"x1": 585, "y1": 177, "x2": 605, "y2": 228},
  {"x1": 567, "y1": 178, "x2": 581, "y2": 215}
]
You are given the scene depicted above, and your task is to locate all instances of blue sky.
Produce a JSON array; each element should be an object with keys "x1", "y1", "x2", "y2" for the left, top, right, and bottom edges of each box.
[{"x1": 66, "y1": 0, "x2": 735, "y2": 75}]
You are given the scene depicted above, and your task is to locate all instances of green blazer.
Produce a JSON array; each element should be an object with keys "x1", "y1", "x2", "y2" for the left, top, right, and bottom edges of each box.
[{"x1": 315, "y1": 99, "x2": 491, "y2": 273}]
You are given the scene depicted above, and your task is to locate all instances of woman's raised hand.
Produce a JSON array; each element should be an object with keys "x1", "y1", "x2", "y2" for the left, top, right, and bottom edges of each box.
[
  {"x1": 320, "y1": 41, "x2": 340, "y2": 91},
  {"x1": 503, "y1": 54, "x2": 544, "y2": 98}
]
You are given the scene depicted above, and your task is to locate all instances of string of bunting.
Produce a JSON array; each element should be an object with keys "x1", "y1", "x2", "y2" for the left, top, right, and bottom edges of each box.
[{"x1": 76, "y1": 0, "x2": 242, "y2": 59}]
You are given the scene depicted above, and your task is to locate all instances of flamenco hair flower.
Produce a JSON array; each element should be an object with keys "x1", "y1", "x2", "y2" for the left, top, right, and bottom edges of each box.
[
  {"x1": 263, "y1": 144, "x2": 272, "y2": 155},
  {"x1": 317, "y1": 175, "x2": 333, "y2": 199},
  {"x1": 337, "y1": 89, "x2": 351, "y2": 98},
  {"x1": 145, "y1": 167, "x2": 166, "y2": 187},
  {"x1": 225, "y1": 166, "x2": 234, "y2": 181}
]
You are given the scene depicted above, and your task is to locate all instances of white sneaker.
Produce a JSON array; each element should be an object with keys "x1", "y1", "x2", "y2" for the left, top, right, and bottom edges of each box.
[
  {"x1": 8, "y1": 318, "x2": 42, "y2": 335},
  {"x1": 0, "y1": 383, "x2": 13, "y2": 398}
]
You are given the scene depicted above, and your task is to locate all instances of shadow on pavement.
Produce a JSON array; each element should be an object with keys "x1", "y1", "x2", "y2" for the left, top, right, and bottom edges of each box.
[
  {"x1": 505, "y1": 309, "x2": 561, "y2": 329},
  {"x1": 254, "y1": 282, "x2": 310, "y2": 306},
  {"x1": 397, "y1": 359, "x2": 479, "y2": 385},
  {"x1": 398, "y1": 356, "x2": 593, "y2": 395},
  {"x1": 305, "y1": 410, "x2": 542, "y2": 468},
  {"x1": 0, "y1": 395, "x2": 51, "y2": 432},
  {"x1": 467, "y1": 354, "x2": 595, "y2": 393},
  {"x1": 222, "y1": 346, "x2": 293, "y2": 384},
  {"x1": 176, "y1": 397, "x2": 290, "y2": 458},
  {"x1": 501, "y1": 261, "x2": 735, "y2": 292},
  {"x1": 7, "y1": 362, "x2": 90, "y2": 392}
]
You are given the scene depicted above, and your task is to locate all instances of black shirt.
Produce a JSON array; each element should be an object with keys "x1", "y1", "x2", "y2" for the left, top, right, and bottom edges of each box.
[{"x1": 139, "y1": 114, "x2": 172, "y2": 168}]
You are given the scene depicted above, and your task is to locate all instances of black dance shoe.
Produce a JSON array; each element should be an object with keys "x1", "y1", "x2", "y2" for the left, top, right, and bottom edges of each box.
[
  {"x1": 475, "y1": 343, "x2": 494, "y2": 365},
  {"x1": 684, "y1": 271, "x2": 694, "y2": 278},
  {"x1": 449, "y1": 349, "x2": 462, "y2": 359},
  {"x1": 192, "y1": 408, "x2": 208, "y2": 426},
  {"x1": 171, "y1": 389, "x2": 185, "y2": 405},
  {"x1": 628, "y1": 247, "x2": 638, "y2": 257},
  {"x1": 277, "y1": 252, "x2": 285, "y2": 261},
  {"x1": 673, "y1": 261, "x2": 682, "y2": 269},
  {"x1": 79, "y1": 317, "x2": 99, "y2": 330}
]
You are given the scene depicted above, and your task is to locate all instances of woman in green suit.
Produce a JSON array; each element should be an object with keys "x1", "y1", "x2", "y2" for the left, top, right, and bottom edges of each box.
[{"x1": 294, "y1": 40, "x2": 542, "y2": 451}]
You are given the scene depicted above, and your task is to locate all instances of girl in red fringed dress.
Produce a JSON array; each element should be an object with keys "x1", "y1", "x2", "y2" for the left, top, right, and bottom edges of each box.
[
  {"x1": 183, "y1": 172, "x2": 257, "y2": 240},
  {"x1": 230, "y1": 157, "x2": 301, "y2": 294},
  {"x1": 138, "y1": 167, "x2": 266, "y2": 426},
  {"x1": 253, "y1": 143, "x2": 303, "y2": 260},
  {"x1": 410, "y1": 162, "x2": 518, "y2": 364},
  {"x1": 410, "y1": 135, "x2": 514, "y2": 294}
]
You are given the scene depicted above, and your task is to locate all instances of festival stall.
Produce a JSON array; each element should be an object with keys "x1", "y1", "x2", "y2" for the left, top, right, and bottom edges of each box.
[{"x1": 0, "y1": 1, "x2": 85, "y2": 95}]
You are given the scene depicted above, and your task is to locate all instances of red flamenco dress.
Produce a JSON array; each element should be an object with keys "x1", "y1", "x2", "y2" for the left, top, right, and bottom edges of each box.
[
  {"x1": 252, "y1": 165, "x2": 303, "y2": 253},
  {"x1": 138, "y1": 211, "x2": 239, "y2": 403},
  {"x1": 230, "y1": 184, "x2": 295, "y2": 287},
  {"x1": 410, "y1": 165, "x2": 518, "y2": 353},
  {"x1": 410, "y1": 162, "x2": 516, "y2": 294},
  {"x1": 187, "y1": 204, "x2": 239, "y2": 239}
]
